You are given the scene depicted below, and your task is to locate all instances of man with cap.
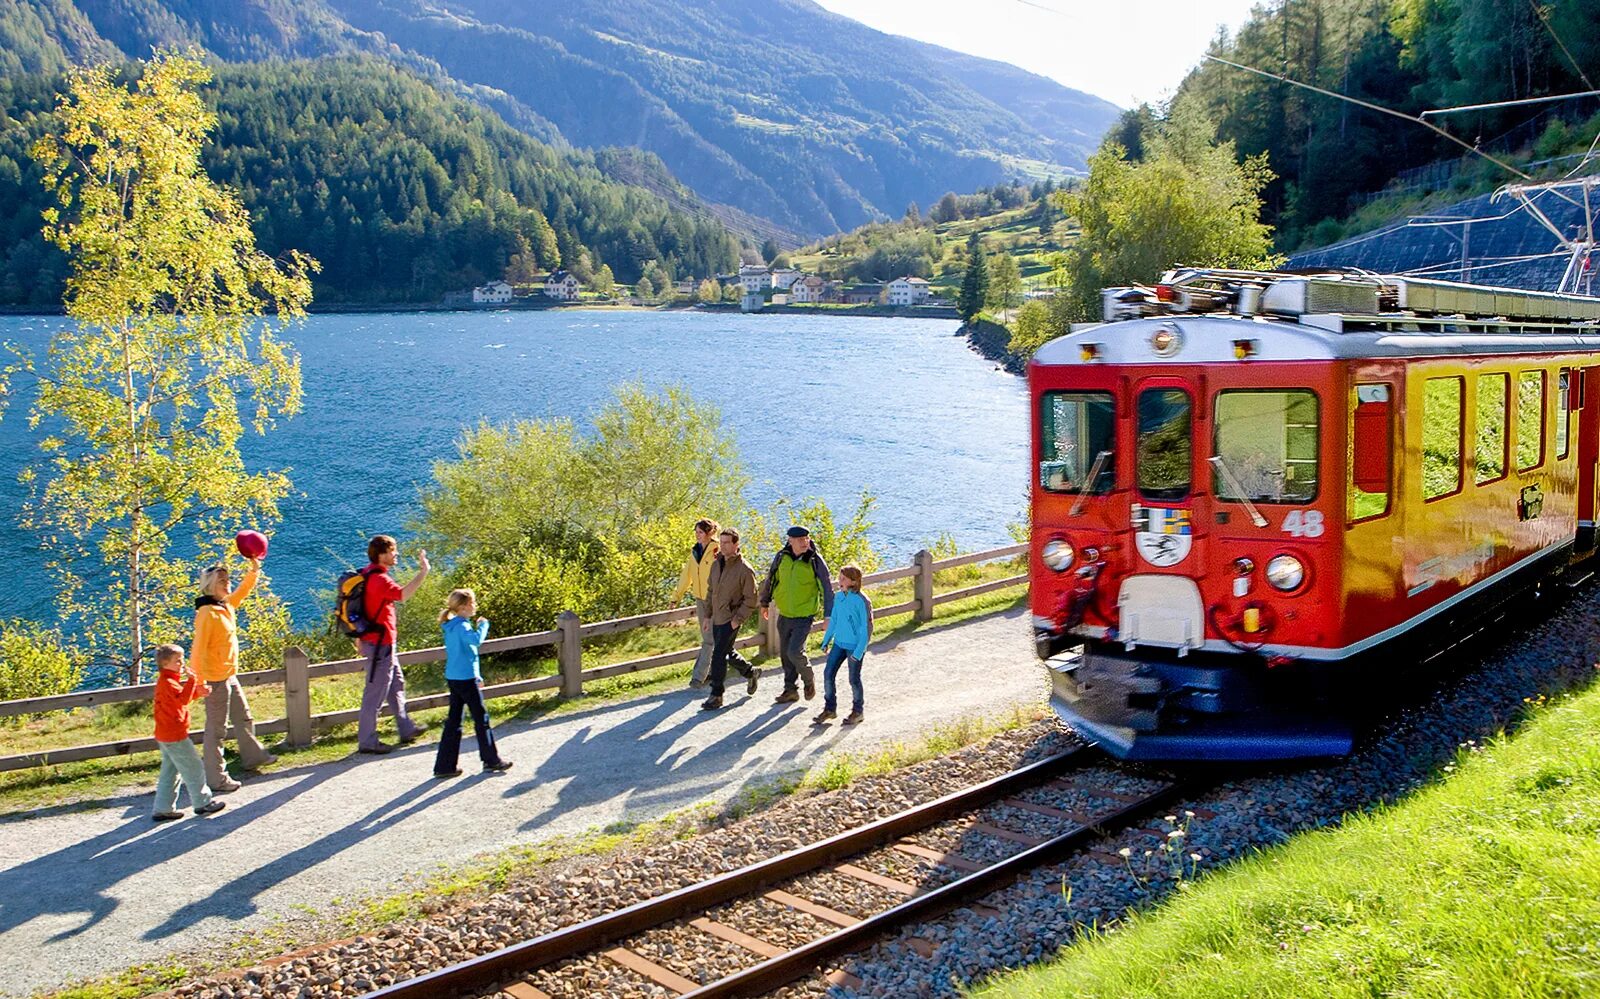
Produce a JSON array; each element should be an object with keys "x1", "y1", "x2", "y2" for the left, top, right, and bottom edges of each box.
[{"x1": 760, "y1": 526, "x2": 834, "y2": 703}]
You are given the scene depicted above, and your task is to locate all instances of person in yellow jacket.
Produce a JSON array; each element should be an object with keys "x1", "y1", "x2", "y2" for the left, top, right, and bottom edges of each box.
[
  {"x1": 670, "y1": 518, "x2": 721, "y2": 688},
  {"x1": 192, "y1": 557, "x2": 276, "y2": 791}
]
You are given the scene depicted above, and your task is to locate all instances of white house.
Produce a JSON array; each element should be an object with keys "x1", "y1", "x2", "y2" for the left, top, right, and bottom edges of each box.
[
  {"x1": 739, "y1": 264, "x2": 771, "y2": 294},
  {"x1": 791, "y1": 275, "x2": 828, "y2": 304},
  {"x1": 740, "y1": 290, "x2": 765, "y2": 313},
  {"x1": 473, "y1": 280, "x2": 513, "y2": 304},
  {"x1": 887, "y1": 276, "x2": 931, "y2": 307},
  {"x1": 543, "y1": 270, "x2": 581, "y2": 301},
  {"x1": 770, "y1": 267, "x2": 801, "y2": 291}
]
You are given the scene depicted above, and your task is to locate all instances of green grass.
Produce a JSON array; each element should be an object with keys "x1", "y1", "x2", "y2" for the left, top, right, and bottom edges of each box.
[
  {"x1": 0, "y1": 560, "x2": 1028, "y2": 813},
  {"x1": 970, "y1": 686, "x2": 1600, "y2": 999}
]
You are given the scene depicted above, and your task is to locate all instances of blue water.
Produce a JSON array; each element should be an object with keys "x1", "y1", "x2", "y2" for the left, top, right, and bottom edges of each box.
[{"x1": 0, "y1": 310, "x2": 1027, "y2": 625}]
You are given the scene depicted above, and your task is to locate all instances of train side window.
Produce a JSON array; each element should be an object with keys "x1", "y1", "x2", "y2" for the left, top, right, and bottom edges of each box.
[
  {"x1": 1557, "y1": 369, "x2": 1572, "y2": 459},
  {"x1": 1349, "y1": 383, "x2": 1391, "y2": 522},
  {"x1": 1474, "y1": 373, "x2": 1508, "y2": 485},
  {"x1": 1213, "y1": 389, "x2": 1318, "y2": 503},
  {"x1": 1422, "y1": 376, "x2": 1463, "y2": 501},
  {"x1": 1516, "y1": 371, "x2": 1545, "y2": 470},
  {"x1": 1136, "y1": 388, "x2": 1192, "y2": 501},
  {"x1": 1039, "y1": 392, "x2": 1116, "y2": 494}
]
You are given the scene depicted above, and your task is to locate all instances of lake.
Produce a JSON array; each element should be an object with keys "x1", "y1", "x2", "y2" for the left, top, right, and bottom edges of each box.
[{"x1": 0, "y1": 309, "x2": 1028, "y2": 628}]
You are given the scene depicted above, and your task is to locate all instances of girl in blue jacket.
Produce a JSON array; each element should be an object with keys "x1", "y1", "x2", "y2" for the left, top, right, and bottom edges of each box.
[
  {"x1": 434, "y1": 588, "x2": 513, "y2": 777},
  {"x1": 814, "y1": 565, "x2": 873, "y2": 725}
]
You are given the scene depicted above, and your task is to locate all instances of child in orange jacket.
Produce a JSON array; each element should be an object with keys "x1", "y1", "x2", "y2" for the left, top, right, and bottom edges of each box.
[{"x1": 151, "y1": 644, "x2": 227, "y2": 821}]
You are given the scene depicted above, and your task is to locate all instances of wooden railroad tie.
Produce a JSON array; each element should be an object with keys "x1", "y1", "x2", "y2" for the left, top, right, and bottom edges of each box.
[
  {"x1": 764, "y1": 889, "x2": 860, "y2": 928},
  {"x1": 689, "y1": 917, "x2": 784, "y2": 958},
  {"x1": 502, "y1": 983, "x2": 552, "y2": 999},
  {"x1": 893, "y1": 841, "x2": 985, "y2": 873},
  {"x1": 1001, "y1": 796, "x2": 1093, "y2": 824},
  {"x1": 834, "y1": 863, "x2": 922, "y2": 896},
  {"x1": 971, "y1": 822, "x2": 1049, "y2": 847},
  {"x1": 603, "y1": 947, "x2": 699, "y2": 994}
]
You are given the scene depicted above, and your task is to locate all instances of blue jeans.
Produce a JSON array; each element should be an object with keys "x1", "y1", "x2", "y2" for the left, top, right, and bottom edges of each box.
[
  {"x1": 153, "y1": 739, "x2": 213, "y2": 814},
  {"x1": 434, "y1": 679, "x2": 503, "y2": 772},
  {"x1": 822, "y1": 646, "x2": 863, "y2": 713}
]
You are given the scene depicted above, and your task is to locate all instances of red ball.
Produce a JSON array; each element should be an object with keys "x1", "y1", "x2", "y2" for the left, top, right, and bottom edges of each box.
[{"x1": 235, "y1": 530, "x2": 269, "y2": 560}]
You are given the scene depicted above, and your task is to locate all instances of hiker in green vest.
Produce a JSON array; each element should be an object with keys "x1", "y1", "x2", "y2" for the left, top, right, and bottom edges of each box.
[{"x1": 760, "y1": 526, "x2": 834, "y2": 703}]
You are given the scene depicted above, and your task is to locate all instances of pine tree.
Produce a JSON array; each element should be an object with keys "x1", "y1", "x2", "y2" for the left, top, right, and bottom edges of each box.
[{"x1": 956, "y1": 233, "x2": 988, "y2": 322}]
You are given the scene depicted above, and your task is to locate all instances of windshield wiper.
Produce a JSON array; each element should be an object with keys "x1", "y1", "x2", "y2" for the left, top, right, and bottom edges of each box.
[
  {"x1": 1069, "y1": 450, "x2": 1112, "y2": 517},
  {"x1": 1208, "y1": 455, "x2": 1269, "y2": 527}
]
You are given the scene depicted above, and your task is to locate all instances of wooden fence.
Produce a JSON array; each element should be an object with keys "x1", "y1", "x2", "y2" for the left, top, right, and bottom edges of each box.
[{"x1": 0, "y1": 544, "x2": 1028, "y2": 773}]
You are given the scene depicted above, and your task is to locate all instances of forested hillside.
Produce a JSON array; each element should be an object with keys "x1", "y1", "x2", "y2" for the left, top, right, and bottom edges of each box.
[
  {"x1": 0, "y1": 0, "x2": 1122, "y2": 237},
  {"x1": 1172, "y1": 0, "x2": 1599, "y2": 249},
  {"x1": 0, "y1": 58, "x2": 738, "y2": 305}
]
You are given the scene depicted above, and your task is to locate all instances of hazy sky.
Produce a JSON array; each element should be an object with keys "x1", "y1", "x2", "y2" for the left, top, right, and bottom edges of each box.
[{"x1": 813, "y1": 0, "x2": 1262, "y2": 109}]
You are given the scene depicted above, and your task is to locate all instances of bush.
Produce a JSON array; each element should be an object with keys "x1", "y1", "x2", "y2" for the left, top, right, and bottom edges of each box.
[{"x1": 0, "y1": 620, "x2": 85, "y2": 711}]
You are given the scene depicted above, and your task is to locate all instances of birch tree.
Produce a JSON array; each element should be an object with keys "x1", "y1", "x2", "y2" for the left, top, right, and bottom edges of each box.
[{"x1": 24, "y1": 52, "x2": 316, "y2": 683}]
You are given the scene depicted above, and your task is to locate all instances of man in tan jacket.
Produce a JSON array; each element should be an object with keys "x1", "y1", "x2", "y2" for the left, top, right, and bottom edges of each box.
[{"x1": 702, "y1": 527, "x2": 760, "y2": 710}]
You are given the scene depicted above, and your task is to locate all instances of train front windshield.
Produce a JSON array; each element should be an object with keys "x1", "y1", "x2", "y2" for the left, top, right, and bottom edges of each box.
[{"x1": 1039, "y1": 392, "x2": 1115, "y2": 494}]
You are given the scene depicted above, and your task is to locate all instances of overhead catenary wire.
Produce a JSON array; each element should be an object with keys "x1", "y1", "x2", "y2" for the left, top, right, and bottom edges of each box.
[
  {"x1": 1420, "y1": 89, "x2": 1600, "y2": 118},
  {"x1": 1527, "y1": 0, "x2": 1595, "y2": 91}
]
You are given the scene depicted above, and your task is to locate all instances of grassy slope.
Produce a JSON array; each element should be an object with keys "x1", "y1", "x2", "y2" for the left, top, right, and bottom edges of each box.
[{"x1": 971, "y1": 685, "x2": 1600, "y2": 999}]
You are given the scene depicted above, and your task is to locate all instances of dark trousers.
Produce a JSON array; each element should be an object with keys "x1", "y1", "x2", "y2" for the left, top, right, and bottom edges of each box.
[
  {"x1": 822, "y1": 645, "x2": 864, "y2": 713},
  {"x1": 777, "y1": 615, "x2": 814, "y2": 690},
  {"x1": 708, "y1": 621, "x2": 753, "y2": 698},
  {"x1": 434, "y1": 679, "x2": 502, "y2": 772}
]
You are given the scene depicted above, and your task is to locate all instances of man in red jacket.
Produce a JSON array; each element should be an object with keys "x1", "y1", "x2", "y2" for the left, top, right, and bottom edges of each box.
[
  {"x1": 151, "y1": 644, "x2": 226, "y2": 820},
  {"x1": 356, "y1": 535, "x2": 431, "y2": 754}
]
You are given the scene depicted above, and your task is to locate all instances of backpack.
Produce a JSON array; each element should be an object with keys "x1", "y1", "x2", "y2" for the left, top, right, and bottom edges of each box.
[{"x1": 333, "y1": 567, "x2": 378, "y2": 639}]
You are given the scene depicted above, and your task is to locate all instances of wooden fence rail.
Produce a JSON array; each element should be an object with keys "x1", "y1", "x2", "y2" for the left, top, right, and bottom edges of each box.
[{"x1": 0, "y1": 544, "x2": 1028, "y2": 773}]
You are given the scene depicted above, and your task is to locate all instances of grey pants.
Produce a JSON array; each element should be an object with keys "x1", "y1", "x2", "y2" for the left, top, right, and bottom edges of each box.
[
  {"x1": 777, "y1": 615, "x2": 814, "y2": 691},
  {"x1": 358, "y1": 640, "x2": 420, "y2": 750},
  {"x1": 154, "y1": 738, "x2": 213, "y2": 814},
  {"x1": 203, "y1": 675, "x2": 271, "y2": 786},
  {"x1": 692, "y1": 598, "x2": 714, "y2": 684}
]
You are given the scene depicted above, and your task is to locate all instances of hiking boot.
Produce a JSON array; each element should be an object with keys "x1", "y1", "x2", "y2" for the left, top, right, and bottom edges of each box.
[
  {"x1": 152, "y1": 811, "x2": 184, "y2": 822},
  {"x1": 358, "y1": 743, "x2": 394, "y2": 756},
  {"x1": 433, "y1": 768, "x2": 463, "y2": 779},
  {"x1": 242, "y1": 753, "x2": 277, "y2": 772},
  {"x1": 801, "y1": 668, "x2": 816, "y2": 701},
  {"x1": 398, "y1": 725, "x2": 428, "y2": 746},
  {"x1": 195, "y1": 800, "x2": 227, "y2": 816},
  {"x1": 700, "y1": 696, "x2": 724, "y2": 711},
  {"x1": 484, "y1": 760, "x2": 514, "y2": 773},
  {"x1": 842, "y1": 710, "x2": 864, "y2": 725},
  {"x1": 772, "y1": 688, "x2": 800, "y2": 705},
  {"x1": 744, "y1": 667, "x2": 759, "y2": 695},
  {"x1": 811, "y1": 709, "x2": 836, "y2": 725},
  {"x1": 212, "y1": 778, "x2": 243, "y2": 794},
  {"x1": 688, "y1": 676, "x2": 707, "y2": 689}
]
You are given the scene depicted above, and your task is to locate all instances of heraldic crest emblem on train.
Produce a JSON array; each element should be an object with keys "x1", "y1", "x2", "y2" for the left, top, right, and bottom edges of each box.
[{"x1": 1134, "y1": 505, "x2": 1192, "y2": 567}]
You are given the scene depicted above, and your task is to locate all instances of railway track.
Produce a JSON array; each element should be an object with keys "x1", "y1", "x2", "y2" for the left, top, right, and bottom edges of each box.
[{"x1": 363, "y1": 745, "x2": 1186, "y2": 999}]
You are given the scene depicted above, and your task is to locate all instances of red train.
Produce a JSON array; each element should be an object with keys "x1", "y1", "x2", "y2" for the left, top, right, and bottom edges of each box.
[{"x1": 1029, "y1": 268, "x2": 1600, "y2": 760}]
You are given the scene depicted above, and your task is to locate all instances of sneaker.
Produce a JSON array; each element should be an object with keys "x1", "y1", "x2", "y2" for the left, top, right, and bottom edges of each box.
[
  {"x1": 194, "y1": 800, "x2": 227, "y2": 816},
  {"x1": 772, "y1": 688, "x2": 800, "y2": 705},
  {"x1": 212, "y1": 779, "x2": 242, "y2": 794},
  {"x1": 358, "y1": 743, "x2": 394, "y2": 756},
  {"x1": 398, "y1": 725, "x2": 428, "y2": 746},
  {"x1": 484, "y1": 760, "x2": 514, "y2": 773},
  {"x1": 152, "y1": 811, "x2": 184, "y2": 822},
  {"x1": 811, "y1": 710, "x2": 836, "y2": 725},
  {"x1": 700, "y1": 696, "x2": 724, "y2": 711},
  {"x1": 745, "y1": 669, "x2": 759, "y2": 695},
  {"x1": 433, "y1": 769, "x2": 463, "y2": 779},
  {"x1": 242, "y1": 754, "x2": 278, "y2": 772},
  {"x1": 688, "y1": 677, "x2": 707, "y2": 690},
  {"x1": 842, "y1": 710, "x2": 864, "y2": 725}
]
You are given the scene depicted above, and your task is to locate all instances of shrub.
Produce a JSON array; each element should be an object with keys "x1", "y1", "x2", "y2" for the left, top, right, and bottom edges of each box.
[{"x1": 0, "y1": 619, "x2": 85, "y2": 711}]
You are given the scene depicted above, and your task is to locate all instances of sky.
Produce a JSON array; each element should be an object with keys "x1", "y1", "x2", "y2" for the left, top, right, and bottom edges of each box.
[{"x1": 813, "y1": 0, "x2": 1262, "y2": 109}]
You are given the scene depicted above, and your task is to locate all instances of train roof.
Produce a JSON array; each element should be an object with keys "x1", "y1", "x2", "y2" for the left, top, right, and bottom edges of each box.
[{"x1": 1033, "y1": 268, "x2": 1600, "y2": 367}]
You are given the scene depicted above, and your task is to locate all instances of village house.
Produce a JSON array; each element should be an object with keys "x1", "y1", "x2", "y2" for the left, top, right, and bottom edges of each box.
[
  {"x1": 739, "y1": 264, "x2": 772, "y2": 294},
  {"x1": 473, "y1": 280, "x2": 513, "y2": 304},
  {"x1": 674, "y1": 279, "x2": 697, "y2": 297},
  {"x1": 887, "y1": 276, "x2": 931, "y2": 306},
  {"x1": 543, "y1": 269, "x2": 581, "y2": 301},
  {"x1": 790, "y1": 275, "x2": 830, "y2": 304},
  {"x1": 843, "y1": 283, "x2": 884, "y2": 305},
  {"x1": 769, "y1": 267, "x2": 801, "y2": 291}
]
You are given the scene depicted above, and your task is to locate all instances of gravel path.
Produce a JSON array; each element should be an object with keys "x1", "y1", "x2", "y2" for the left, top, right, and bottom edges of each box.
[{"x1": 0, "y1": 609, "x2": 1043, "y2": 998}]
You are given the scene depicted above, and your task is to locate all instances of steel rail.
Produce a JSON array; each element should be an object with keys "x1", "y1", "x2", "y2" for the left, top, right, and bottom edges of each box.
[
  {"x1": 363, "y1": 745, "x2": 1096, "y2": 999},
  {"x1": 680, "y1": 779, "x2": 1186, "y2": 998}
]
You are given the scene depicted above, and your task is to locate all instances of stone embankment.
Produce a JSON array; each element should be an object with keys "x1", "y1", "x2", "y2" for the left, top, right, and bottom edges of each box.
[{"x1": 960, "y1": 318, "x2": 1026, "y2": 374}]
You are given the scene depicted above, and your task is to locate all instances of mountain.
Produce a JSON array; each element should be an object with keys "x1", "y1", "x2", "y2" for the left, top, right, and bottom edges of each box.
[
  {"x1": 0, "y1": 57, "x2": 738, "y2": 305},
  {"x1": 0, "y1": 0, "x2": 1122, "y2": 236}
]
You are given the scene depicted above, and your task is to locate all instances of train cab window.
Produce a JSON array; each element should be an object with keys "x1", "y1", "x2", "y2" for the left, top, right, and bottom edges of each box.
[
  {"x1": 1557, "y1": 369, "x2": 1572, "y2": 459},
  {"x1": 1212, "y1": 390, "x2": 1318, "y2": 503},
  {"x1": 1349, "y1": 384, "x2": 1391, "y2": 521},
  {"x1": 1137, "y1": 388, "x2": 1192, "y2": 501},
  {"x1": 1039, "y1": 392, "x2": 1115, "y2": 494},
  {"x1": 1474, "y1": 373, "x2": 1508, "y2": 484},
  {"x1": 1422, "y1": 376, "x2": 1463, "y2": 501},
  {"x1": 1516, "y1": 371, "x2": 1546, "y2": 470}
]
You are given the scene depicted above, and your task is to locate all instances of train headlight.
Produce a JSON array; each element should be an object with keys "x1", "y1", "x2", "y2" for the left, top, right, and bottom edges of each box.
[
  {"x1": 1042, "y1": 539, "x2": 1075, "y2": 572},
  {"x1": 1265, "y1": 554, "x2": 1305, "y2": 591}
]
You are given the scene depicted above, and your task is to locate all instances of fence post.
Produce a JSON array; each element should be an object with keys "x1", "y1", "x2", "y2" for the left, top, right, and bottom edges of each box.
[
  {"x1": 763, "y1": 607, "x2": 780, "y2": 657},
  {"x1": 283, "y1": 646, "x2": 313, "y2": 748},
  {"x1": 914, "y1": 549, "x2": 936, "y2": 622},
  {"x1": 557, "y1": 611, "x2": 583, "y2": 698}
]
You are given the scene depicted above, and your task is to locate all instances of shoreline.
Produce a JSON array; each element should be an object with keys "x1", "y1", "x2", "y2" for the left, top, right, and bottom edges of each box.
[{"x1": 0, "y1": 302, "x2": 961, "y2": 319}]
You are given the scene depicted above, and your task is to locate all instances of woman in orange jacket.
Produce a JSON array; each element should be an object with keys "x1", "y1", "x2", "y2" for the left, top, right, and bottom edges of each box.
[{"x1": 193, "y1": 557, "x2": 276, "y2": 790}]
